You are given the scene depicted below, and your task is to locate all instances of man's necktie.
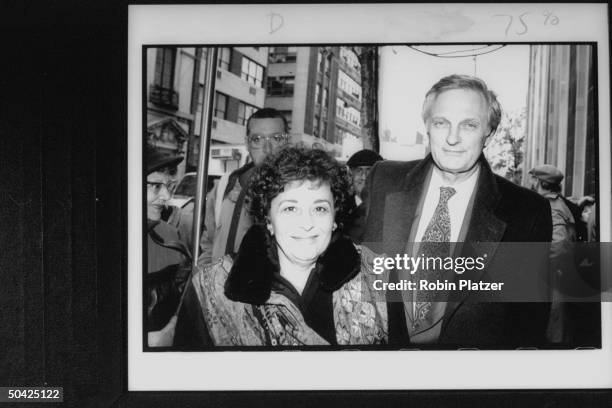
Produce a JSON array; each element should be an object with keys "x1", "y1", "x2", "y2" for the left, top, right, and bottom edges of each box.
[{"x1": 413, "y1": 186, "x2": 456, "y2": 329}]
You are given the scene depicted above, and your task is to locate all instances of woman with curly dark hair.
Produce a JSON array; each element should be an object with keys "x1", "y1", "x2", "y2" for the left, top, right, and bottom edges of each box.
[{"x1": 174, "y1": 146, "x2": 387, "y2": 347}]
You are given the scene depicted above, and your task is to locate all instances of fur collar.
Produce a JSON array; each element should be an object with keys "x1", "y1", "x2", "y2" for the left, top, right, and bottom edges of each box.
[{"x1": 224, "y1": 224, "x2": 360, "y2": 305}]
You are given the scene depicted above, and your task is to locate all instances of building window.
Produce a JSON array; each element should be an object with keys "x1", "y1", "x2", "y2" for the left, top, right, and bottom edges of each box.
[
  {"x1": 315, "y1": 83, "x2": 321, "y2": 104},
  {"x1": 218, "y1": 47, "x2": 231, "y2": 70},
  {"x1": 338, "y1": 69, "x2": 362, "y2": 101},
  {"x1": 214, "y1": 92, "x2": 228, "y2": 119},
  {"x1": 323, "y1": 88, "x2": 328, "y2": 108},
  {"x1": 335, "y1": 97, "x2": 360, "y2": 127},
  {"x1": 347, "y1": 106, "x2": 361, "y2": 125},
  {"x1": 314, "y1": 115, "x2": 320, "y2": 137},
  {"x1": 269, "y1": 47, "x2": 297, "y2": 63},
  {"x1": 149, "y1": 47, "x2": 179, "y2": 109},
  {"x1": 336, "y1": 97, "x2": 345, "y2": 119},
  {"x1": 267, "y1": 76, "x2": 295, "y2": 96},
  {"x1": 237, "y1": 101, "x2": 257, "y2": 126},
  {"x1": 335, "y1": 125, "x2": 343, "y2": 143},
  {"x1": 154, "y1": 47, "x2": 176, "y2": 89},
  {"x1": 241, "y1": 57, "x2": 264, "y2": 87}
]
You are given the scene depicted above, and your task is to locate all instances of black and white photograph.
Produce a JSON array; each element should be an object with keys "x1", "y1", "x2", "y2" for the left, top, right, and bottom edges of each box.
[
  {"x1": 129, "y1": 3, "x2": 612, "y2": 392},
  {"x1": 7, "y1": 2, "x2": 612, "y2": 405},
  {"x1": 143, "y1": 43, "x2": 601, "y2": 351}
]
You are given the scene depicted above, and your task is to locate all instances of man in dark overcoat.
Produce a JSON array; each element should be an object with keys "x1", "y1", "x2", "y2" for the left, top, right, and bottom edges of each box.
[{"x1": 360, "y1": 75, "x2": 553, "y2": 348}]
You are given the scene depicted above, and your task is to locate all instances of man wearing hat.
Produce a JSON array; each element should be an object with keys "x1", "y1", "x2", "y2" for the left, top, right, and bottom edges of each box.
[
  {"x1": 146, "y1": 145, "x2": 191, "y2": 344},
  {"x1": 529, "y1": 164, "x2": 576, "y2": 245},
  {"x1": 346, "y1": 149, "x2": 383, "y2": 206},
  {"x1": 529, "y1": 164, "x2": 576, "y2": 344},
  {"x1": 345, "y1": 149, "x2": 383, "y2": 241}
]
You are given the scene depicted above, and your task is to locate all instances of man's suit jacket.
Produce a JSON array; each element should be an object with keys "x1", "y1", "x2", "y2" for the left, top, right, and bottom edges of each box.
[{"x1": 361, "y1": 154, "x2": 553, "y2": 349}]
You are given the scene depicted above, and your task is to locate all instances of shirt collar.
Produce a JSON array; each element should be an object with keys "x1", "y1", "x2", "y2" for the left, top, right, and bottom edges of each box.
[
  {"x1": 430, "y1": 164, "x2": 480, "y2": 197},
  {"x1": 543, "y1": 191, "x2": 560, "y2": 200}
]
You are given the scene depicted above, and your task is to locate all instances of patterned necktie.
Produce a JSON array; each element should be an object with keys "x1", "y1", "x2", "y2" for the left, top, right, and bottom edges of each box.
[{"x1": 413, "y1": 186, "x2": 456, "y2": 329}]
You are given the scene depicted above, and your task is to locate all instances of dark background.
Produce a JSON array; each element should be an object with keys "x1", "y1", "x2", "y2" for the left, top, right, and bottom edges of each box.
[
  {"x1": 1, "y1": 0, "x2": 125, "y2": 405},
  {"x1": 1, "y1": 1, "x2": 612, "y2": 407}
]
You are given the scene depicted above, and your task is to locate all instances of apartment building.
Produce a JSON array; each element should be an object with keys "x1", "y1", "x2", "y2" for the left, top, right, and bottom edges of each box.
[
  {"x1": 206, "y1": 47, "x2": 268, "y2": 175},
  {"x1": 146, "y1": 47, "x2": 201, "y2": 177},
  {"x1": 265, "y1": 46, "x2": 364, "y2": 159},
  {"x1": 146, "y1": 46, "x2": 269, "y2": 177}
]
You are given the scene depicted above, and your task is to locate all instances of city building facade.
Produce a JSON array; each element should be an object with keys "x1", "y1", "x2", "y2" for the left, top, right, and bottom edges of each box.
[
  {"x1": 146, "y1": 46, "x2": 269, "y2": 179},
  {"x1": 524, "y1": 44, "x2": 598, "y2": 198},
  {"x1": 205, "y1": 47, "x2": 268, "y2": 176},
  {"x1": 265, "y1": 46, "x2": 364, "y2": 160},
  {"x1": 146, "y1": 47, "x2": 201, "y2": 177}
]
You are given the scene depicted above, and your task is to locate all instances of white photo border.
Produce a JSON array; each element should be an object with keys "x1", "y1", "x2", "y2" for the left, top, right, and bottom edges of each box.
[{"x1": 128, "y1": 3, "x2": 612, "y2": 390}]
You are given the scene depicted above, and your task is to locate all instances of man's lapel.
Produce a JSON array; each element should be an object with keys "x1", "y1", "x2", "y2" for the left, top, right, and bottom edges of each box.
[
  {"x1": 463, "y1": 157, "x2": 507, "y2": 245},
  {"x1": 382, "y1": 157, "x2": 432, "y2": 257},
  {"x1": 384, "y1": 156, "x2": 432, "y2": 346}
]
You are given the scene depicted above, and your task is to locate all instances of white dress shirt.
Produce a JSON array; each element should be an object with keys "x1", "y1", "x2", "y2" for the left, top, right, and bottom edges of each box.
[{"x1": 415, "y1": 165, "x2": 480, "y2": 243}]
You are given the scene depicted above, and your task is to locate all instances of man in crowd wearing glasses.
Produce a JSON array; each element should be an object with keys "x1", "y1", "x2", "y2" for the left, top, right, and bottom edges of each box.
[
  {"x1": 201, "y1": 107, "x2": 290, "y2": 265},
  {"x1": 146, "y1": 146, "x2": 191, "y2": 340}
]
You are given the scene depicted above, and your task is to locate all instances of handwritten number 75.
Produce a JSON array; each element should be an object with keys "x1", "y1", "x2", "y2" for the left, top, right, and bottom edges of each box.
[{"x1": 494, "y1": 13, "x2": 529, "y2": 36}]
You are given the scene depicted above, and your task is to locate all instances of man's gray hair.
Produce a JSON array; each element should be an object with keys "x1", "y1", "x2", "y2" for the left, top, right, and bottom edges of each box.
[{"x1": 421, "y1": 74, "x2": 502, "y2": 135}]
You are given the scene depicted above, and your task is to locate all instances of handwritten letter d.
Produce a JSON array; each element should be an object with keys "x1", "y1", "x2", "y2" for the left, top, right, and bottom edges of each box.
[{"x1": 268, "y1": 12, "x2": 284, "y2": 34}]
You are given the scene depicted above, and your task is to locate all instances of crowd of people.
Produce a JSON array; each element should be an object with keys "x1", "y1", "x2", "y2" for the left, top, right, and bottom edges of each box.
[{"x1": 145, "y1": 74, "x2": 600, "y2": 349}]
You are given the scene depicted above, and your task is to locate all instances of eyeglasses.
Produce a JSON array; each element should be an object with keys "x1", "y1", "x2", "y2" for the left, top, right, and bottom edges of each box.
[
  {"x1": 147, "y1": 180, "x2": 176, "y2": 194},
  {"x1": 247, "y1": 132, "x2": 289, "y2": 147}
]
